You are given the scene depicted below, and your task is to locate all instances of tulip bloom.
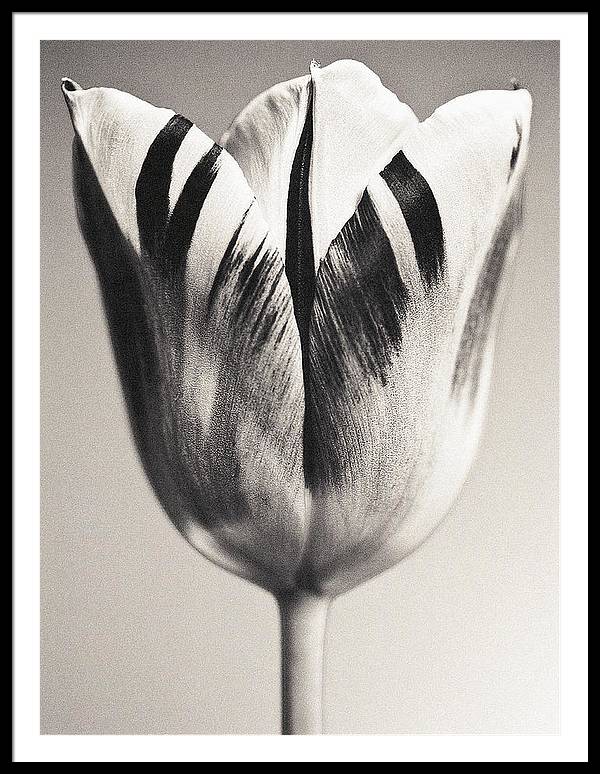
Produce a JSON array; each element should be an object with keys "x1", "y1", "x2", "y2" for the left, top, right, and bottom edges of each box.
[{"x1": 63, "y1": 60, "x2": 531, "y2": 734}]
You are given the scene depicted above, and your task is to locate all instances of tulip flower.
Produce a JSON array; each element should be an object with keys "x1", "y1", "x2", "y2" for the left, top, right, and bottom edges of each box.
[{"x1": 62, "y1": 59, "x2": 531, "y2": 734}]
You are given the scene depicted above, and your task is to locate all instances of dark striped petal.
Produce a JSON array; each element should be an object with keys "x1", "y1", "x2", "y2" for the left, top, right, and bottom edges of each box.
[
  {"x1": 308, "y1": 60, "x2": 419, "y2": 264},
  {"x1": 294, "y1": 87, "x2": 532, "y2": 594},
  {"x1": 221, "y1": 60, "x2": 418, "y2": 265},
  {"x1": 380, "y1": 150, "x2": 445, "y2": 288},
  {"x1": 220, "y1": 71, "x2": 312, "y2": 256},
  {"x1": 135, "y1": 113, "x2": 195, "y2": 256},
  {"x1": 64, "y1": 69, "x2": 532, "y2": 598},
  {"x1": 299, "y1": 181, "x2": 457, "y2": 592},
  {"x1": 180, "y1": 202, "x2": 307, "y2": 591},
  {"x1": 64, "y1": 82, "x2": 306, "y2": 591},
  {"x1": 398, "y1": 88, "x2": 532, "y2": 291},
  {"x1": 64, "y1": 83, "x2": 184, "y2": 254}
]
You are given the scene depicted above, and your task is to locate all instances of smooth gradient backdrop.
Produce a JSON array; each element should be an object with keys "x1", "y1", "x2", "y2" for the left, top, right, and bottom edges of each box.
[{"x1": 41, "y1": 40, "x2": 559, "y2": 735}]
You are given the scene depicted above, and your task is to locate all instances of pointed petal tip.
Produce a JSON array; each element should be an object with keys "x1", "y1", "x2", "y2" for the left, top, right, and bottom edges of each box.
[
  {"x1": 61, "y1": 79, "x2": 84, "y2": 117},
  {"x1": 513, "y1": 85, "x2": 533, "y2": 125},
  {"x1": 510, "y1": 78, "x2": 533, "y2": 109},
  {"x1": 509, "y1": 79, "x2": 532, "y2": 103},
  {"x1": 61, "y1": 77, "x2": 83, "y2": 95}
]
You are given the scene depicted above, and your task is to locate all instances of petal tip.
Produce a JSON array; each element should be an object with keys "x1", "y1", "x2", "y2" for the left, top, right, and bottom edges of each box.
[
  {"x1": 510, "y1": 78, "x2": 533, "y2": 109},
  {"x1": 514, "y1": 85, "x2": 533, "y2": 121},
  {"x1": 61, "y1": 77, "x2": 82, "y2": 95},
  {"x1": 61, "y1": 78, "x2": 84, "y2": 117}
]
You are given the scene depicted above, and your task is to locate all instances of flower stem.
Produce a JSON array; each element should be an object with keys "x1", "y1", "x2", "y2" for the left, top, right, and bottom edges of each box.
[{"x1": 277, "y1": 591, "x2": 331, "y2": 735}]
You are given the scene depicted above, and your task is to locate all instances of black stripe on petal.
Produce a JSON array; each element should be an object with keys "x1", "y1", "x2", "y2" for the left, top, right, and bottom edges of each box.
[
  {"x1": 284, "y1": 84, "x2": 317, "y2": 487},
  {"x1": 509, "y1": 121, "x2": 523, "y2": 180},
  {"x1": 208, "y1": 210, "x2": 291, "y2": 357},
  {"x1": 136, "y1": 115, "x2": 224, "y2": 285},
  {"x1": 135, "y1": 114, "x2": 193, "y2": 255},
  {"x1": 162, "y1": 143, "x2": 222, "y2": 276},
  {"x1": 285, "y1": 83, "x2": 316, "y2": 361},
  {"x1": 306, "y1": 190, "x2": 409, "y2": 486},
  {"x1": 381, "y1": 150, "x2": 445, "y2": 287},
  {"x1": 312, "y1": 191, "x2": 409, "y2": 388}
]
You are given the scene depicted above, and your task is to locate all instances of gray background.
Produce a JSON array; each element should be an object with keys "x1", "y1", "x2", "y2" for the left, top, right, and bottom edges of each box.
[{"x1": 41, "y1": 40, "x2": 559, "y2": 735}]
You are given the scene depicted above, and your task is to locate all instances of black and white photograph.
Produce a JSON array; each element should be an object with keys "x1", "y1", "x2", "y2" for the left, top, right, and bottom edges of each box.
[{"x1": 13, "y1": 12, "x2": 587, "y2": 763}]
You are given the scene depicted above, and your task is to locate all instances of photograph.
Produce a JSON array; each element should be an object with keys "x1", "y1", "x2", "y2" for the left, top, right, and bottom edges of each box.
[
  {"x1": 13, "y1": 11, "x2": 588, "y2": 763},
  {"x1": 40, "y1": 37, "x2": 559, "y2": 736}
]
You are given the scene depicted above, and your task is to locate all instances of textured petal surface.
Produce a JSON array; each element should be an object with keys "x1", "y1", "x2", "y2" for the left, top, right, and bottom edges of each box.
[
  {"x1": 298, "y1": 86, "x2": 532, "y2": 594},
  {"x1": 220, "y1": 73, "x2": 311, "y2": 255},
  {"x1": 65, "y1": 81, "x2": 306, "y2": 592},
  {"x1": 221, "y1": 60, "x2": 418, "y2": 268},
  {"x1": 399, "y1": 88, "x2": 532, "y2": 290},
  {"x1": 65, "y1": 67, "x2": 532, "y2": 598},
  {"x1": 309, "y1": 60, "x2": 419, "y2": 265}
]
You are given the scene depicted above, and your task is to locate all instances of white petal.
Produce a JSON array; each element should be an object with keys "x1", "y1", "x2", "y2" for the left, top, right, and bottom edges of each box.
[
  {"x1": 298, "y1": 87, "x2": 532, "y2": 593},
  {"x1": 309, "y1": 59, "x2": 418, "y2": 265},
  {"x1": 63, "y1": 80, "x2": 186, "y2": 253},
  {"x1": 399, "y1": 87, "x2": 532, "y2": 289},
  {"x1": 220, "y1": 73, "x2": 311, "y2": 255},
  {"x1": 66, "y1": 80, "x2": 307, "y2": 592},
  {"x1": 221, "y1": 60, "x2": 419, "y2": 269}
]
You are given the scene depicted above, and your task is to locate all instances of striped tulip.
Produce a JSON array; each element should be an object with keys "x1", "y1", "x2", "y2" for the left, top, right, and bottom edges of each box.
[{"x1": 63, "y1": 60, "x2": 531, "y2": 734}]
